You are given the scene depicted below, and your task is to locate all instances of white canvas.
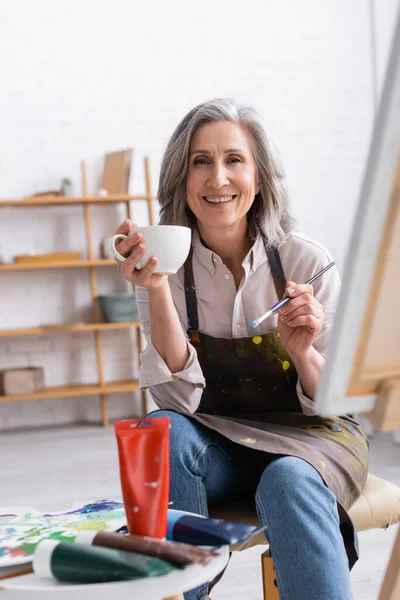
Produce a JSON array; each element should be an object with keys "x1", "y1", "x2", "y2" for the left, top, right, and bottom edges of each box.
[{"x1": 315, "y1": 9, "x2": 400, "y2": 417}]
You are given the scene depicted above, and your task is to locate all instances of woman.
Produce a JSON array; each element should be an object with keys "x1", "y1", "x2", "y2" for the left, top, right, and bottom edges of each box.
[{"x1": 113, "y1": 98, "x2": 368, "y2": 600}]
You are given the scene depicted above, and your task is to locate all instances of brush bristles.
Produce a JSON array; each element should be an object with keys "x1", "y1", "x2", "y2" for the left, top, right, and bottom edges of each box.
[{"x1": 249, "y1": 309, "x2": 273, "y2": 328}]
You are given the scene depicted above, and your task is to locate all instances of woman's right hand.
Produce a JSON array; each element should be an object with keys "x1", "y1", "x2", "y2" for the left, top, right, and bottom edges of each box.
[{"x1": 113, "y1": 219, "x2": 168, "y2": 292}]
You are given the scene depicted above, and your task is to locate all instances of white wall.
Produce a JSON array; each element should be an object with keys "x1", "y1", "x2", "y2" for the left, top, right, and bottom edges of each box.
[
  {"x1": 0, "y1": 0, "x2": 398, "y2": 429},
  {"x1": 372, "y1": 0, "x2": 400, "y2": 99}
]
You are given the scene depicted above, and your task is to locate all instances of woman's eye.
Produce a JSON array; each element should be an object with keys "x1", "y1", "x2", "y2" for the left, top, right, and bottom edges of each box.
[
  {"x1": 227, "y1": 156, "x2": 242, "y2": 164},
  {"x1": 193, "y1": 157, "x2": 209, "y2": 165}
]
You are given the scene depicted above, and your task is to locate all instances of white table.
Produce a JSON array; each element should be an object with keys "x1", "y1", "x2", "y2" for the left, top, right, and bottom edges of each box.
[{"x1": 0, "y1": 545, "x2": 229, "y2": 600}]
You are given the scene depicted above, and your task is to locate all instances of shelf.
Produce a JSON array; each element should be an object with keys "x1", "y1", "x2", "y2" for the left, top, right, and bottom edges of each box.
[
  {"x1": 0, "y1": 158, "x2": 154, "y2": 425},
  {"x1": 0, "y1": 380, "x2": 139, "y2": 403},
  {"x1": 0, "y1": 259, "x2": 115, "y2": 271},
  {"x1": 0, "y1": 194, "x2": 156, "y2": 207},
  {"x1": 0, "y1": 322, "x2": 141, "y2": 337}
]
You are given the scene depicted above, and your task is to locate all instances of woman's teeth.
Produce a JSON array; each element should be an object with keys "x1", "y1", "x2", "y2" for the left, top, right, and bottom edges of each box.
[{"x1": 204, "y1": 195, "x2": 235, "y2": 204}]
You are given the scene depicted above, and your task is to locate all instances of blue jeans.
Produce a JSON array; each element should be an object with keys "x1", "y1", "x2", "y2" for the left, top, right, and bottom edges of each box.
[{"x1": 149, "y1": 409, "x2": 353, "y2": 600}]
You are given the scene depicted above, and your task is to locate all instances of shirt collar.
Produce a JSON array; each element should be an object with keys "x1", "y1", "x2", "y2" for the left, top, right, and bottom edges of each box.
[
  {"x1": 191, "y1": 227, "x2": 268, "y2": 275},
  {"x1": 249, "y1": 231, "x2": 269, "y2": 273},
  {"x1": 192, "y1": 228, "x2": 218, "y2": 275}
]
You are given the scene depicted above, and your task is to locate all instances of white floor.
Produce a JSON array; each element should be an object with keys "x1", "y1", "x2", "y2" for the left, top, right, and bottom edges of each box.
[{"x1": 1, "y1": 424, "x2": 399, "y2": 599}]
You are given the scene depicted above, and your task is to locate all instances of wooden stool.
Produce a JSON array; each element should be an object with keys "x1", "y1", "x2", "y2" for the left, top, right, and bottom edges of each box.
[
  {"x1": 209, "y1": 473, "x2": 400, "y2": 599},
  {"x1": 261, "y1": 547, "x2": 279, "y2": 600}
]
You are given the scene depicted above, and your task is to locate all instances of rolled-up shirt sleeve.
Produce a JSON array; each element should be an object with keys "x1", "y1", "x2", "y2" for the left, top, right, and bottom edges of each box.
[{"x1": 135, "y1": 279, "x2": 205, "y2": 414}]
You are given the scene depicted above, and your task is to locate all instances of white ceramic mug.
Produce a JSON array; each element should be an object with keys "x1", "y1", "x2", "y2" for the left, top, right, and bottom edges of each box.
[{"x1": 110, "y1": 225, "x2": 192, "y2": 275}]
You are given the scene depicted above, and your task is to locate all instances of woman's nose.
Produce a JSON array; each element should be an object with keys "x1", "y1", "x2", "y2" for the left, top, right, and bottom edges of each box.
[{"x1": 207, "y1": 163, "x2": 230, "y2": 189}]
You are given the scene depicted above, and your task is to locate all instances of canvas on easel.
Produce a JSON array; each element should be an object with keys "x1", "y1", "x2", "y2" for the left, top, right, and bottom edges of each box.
[
  {"x1": 315, "y1": 10, "x2": 400, "y2": 599},
  {"x1": 315, "y1": 12, "x2": 400, "y2": 421}
]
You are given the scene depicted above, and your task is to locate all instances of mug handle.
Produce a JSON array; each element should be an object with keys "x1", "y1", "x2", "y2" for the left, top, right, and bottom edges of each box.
[{"x1": 109, "y1": 234, "x2": 128, "y2": 262}]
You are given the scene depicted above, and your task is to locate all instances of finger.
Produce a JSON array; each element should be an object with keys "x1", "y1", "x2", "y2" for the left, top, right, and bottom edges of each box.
[
  {"x1": 280, "y1": 294, "x2": 321, "y2": 317},
  {"x1": 134, "y1": 256, "x2": 163, "y2": 285},
  {"x1": 283, "y1": 314, "x2": 322, "y2": 330},
  {"x1": 117, "y1": 231, "x2": 143, "y2": 257},
  {"x1": 121, "y1": 242, "x2": 146, "y2": 275},
  {"x1": 280, "y1": 304, "x2": 323, "y2": 323},
  {"x1": 114, "y1": 219, "x2": 136, "y2": 236},
  {"x1": 285, "y1": 282, "x2": 314, "y2": 298}
]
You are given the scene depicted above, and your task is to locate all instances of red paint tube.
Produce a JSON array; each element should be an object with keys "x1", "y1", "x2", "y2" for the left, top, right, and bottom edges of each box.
[{"x1": 114, "y1": 417, "x2": 170, "y2": 539}]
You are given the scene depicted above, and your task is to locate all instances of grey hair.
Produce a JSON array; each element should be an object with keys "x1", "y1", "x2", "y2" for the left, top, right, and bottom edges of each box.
[{"x1": 158, "y1": 98, "x2": 296, "y2": 246}]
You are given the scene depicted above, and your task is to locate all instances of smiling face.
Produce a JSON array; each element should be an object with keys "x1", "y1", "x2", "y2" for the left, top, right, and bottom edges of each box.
[{"x1": 186, "y1": 120, "x2": 259, "y2": 237}]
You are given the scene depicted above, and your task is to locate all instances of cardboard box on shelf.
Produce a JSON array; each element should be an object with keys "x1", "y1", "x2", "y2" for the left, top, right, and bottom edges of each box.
[{"x1": 0, "y1": 367, "x2": 45, "y2": 395}]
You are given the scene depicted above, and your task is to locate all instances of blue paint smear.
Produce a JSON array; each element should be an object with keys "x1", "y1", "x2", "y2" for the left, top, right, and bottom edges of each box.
[{"x1": 43, "y1": 500, "x2": 124, "y2": 517}]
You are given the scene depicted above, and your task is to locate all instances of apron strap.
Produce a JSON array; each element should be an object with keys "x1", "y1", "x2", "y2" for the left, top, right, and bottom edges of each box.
[
  {"x1": 183, "y1": 247, "x2": 199, "y2": 332},
  {"x1": 263, "y1": 239, "x2": 287, "y2": 300},
  {"x1": 183, "y1": 238, "x2": 287, "y2": 332}
]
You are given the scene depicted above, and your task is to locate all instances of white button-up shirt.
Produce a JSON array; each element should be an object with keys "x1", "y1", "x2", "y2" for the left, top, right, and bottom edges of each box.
[{"x1": 136, "y1": 228, "x2": 341, "y2": 416}]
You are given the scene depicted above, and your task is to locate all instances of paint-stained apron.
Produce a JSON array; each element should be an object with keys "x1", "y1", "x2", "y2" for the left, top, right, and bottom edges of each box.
[{"x1": 183, "y1": 239, "x2": 369, "y2": 569}]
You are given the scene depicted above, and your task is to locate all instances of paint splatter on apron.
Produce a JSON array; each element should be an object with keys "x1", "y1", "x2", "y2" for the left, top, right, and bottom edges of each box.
[{"x1": 183, "y1": 239, "x2": 369, "y2": 569}]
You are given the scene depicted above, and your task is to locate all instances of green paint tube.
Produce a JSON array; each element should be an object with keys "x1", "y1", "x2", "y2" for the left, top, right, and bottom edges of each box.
[{"x1": 33, "y1": 539, "x2": 178, "y2": 583}]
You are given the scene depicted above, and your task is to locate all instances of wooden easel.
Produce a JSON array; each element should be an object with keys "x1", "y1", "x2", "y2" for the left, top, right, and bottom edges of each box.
[
  {"x1": 347, "y1": 160, "x2": 400, "y2": 425},
  {"x1": 316, "y1": 159, "x2": 400, "y2": 600},
  {"x1": 358, "y1": 160, "x2": 400, "y2": 600},
  {"x1": 315, "y1": 8, "x2": 400, "y2": 595}
]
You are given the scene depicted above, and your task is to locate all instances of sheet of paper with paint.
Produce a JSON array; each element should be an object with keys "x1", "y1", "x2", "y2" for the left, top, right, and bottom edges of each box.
[{"x1": 0, "y1": 500, "x2": 126, "y2": 567}]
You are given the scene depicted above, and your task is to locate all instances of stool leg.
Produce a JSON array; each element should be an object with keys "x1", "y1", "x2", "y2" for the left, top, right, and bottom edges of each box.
[
  {"x1": 261, "y1": 549, "x2": 280, "y2": 600},
  {"x1": 163, "y1": 595, "x2": 184, "y2": 600},
  {"x1": 378, "y1": 527, "x2": 400, "y2": 600}
]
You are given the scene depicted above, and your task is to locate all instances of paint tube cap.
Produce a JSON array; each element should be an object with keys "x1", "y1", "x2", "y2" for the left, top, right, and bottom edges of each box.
[
  {"x1": 75, "y1": 530, "x2": 98, "y2": 545},
  {"x1": 33, "y1": 539, "x2": 59, "y2": 579}
]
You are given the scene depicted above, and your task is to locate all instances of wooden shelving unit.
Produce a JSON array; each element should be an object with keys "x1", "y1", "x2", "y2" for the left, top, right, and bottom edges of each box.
[
  {"x1": 0, "y1": 259, "x2": 116, "y2": 271},
  {"x1": 0, "y1": 156, "x2": 155, "y2": 426},
  {"x1": 0, "y1": 380, "x2": 139, "y2": 404},
  {"x1": 0, "y1": 194, "x2": 155, "y2": 207},
  {"x1": 0, "y1": 322, "x2": 140, "y2": 337}
]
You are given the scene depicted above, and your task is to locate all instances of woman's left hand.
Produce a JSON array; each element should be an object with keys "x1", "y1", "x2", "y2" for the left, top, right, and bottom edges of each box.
[{"x1": 277, "y1": 281, "x2": 324, "y2": 358}]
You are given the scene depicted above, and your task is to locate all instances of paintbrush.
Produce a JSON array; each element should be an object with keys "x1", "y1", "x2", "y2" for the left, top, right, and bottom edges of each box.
[
  {"x1": 249, "y1": 261, "x2": 335, "y2": 328},
  {"x1": 0, "y1": 567, "x2": 33, "y2": 580}
]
